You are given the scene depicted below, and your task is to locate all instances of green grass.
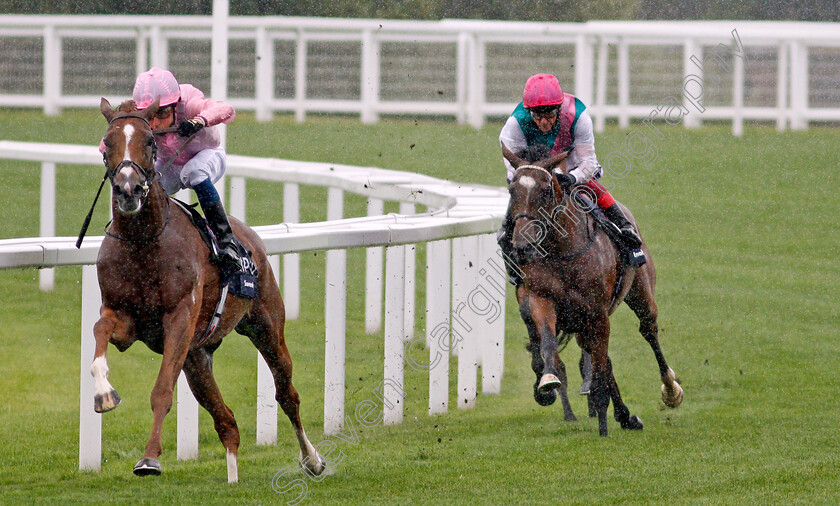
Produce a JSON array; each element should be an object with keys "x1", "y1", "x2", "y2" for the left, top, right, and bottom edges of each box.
[{"x1": 1, "y1": 109, "x2": 838, "y2": 504}]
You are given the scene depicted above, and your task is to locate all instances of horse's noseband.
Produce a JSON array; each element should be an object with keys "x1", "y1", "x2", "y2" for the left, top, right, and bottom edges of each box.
[
  {"x1": 510, "y1": 165, "x2": 568, "y2": 246},
  {"x1": 104, "y1": 114, "x2": 158, "y2": 198}
]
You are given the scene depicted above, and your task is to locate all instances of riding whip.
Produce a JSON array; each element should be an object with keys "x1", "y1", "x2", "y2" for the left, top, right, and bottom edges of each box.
[{"x1": 75, "y1": 169, "x2": 109, "y2": 248}]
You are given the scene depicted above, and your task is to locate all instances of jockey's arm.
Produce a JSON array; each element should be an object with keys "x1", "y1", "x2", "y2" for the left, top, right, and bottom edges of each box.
[
  {"x1": 566, "y1": 110, "x2": 599, "y2": 184},
  {"x1": 181, "y1": 85, "x2": 236, "y2": 127},
  {"x1": 499, "y1": 116, "x2": 527, "y2": 183}
]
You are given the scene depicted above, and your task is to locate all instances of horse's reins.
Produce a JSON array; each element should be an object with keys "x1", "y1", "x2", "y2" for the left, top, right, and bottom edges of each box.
[{"x1": 76, "y1": 115, "x2": 199, "y2": 248}]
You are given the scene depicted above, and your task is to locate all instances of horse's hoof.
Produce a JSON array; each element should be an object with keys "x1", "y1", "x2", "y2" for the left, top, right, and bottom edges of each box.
[
  {"x1": 563, "y1": 412, "x2": 578, "y2": 422},
  {"x1": 621, "y1": 415, "x2": 644, "y2": 431},
  {"x1": 537, "y1": 373, "x2": 561, "y2": 393},
  {"x1": 94, "y1": 390, "x2": 121, "y2": 413},
  {"x1": 133, "y1": 458, "x2": 161, "y2": 476},
  {"x1": 533, "y1": 384, "x2": 557, "y2": 406},
  {"x1": 662, "y1": 381, "x2": 684, "y2": 408},
  {"x1": 598, "y1": 415, "x2": 608, "y2": 436},
  {"x1": 299, "y1": 451, "x2": 326, "y2": 476},
  {"x1": 579, "y1": 381, "x2": 591, "y2": 396}
]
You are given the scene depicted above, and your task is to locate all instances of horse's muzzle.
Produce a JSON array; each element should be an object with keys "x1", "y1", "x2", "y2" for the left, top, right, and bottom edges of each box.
[
  {"x1": 512, "y1": 243, "x2": 541, "y2": 265},
  {"x1": 112, "y1": 183, "x2": 144, "y2": 214}
]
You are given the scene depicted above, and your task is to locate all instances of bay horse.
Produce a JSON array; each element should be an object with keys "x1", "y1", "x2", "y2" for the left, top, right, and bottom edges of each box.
[
  {"x1": 502, "y1": 145, "x2": 683, "y2": 436},
  {"x1": 91, "y1": 98, "x2": 325, "y2": 481}
]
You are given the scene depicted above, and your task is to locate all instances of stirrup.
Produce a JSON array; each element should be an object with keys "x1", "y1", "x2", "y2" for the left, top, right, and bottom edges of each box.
[
  {"x1": 620, "y1": 227, "x2": 643, "y2": 249},
  {"x1": 216, "y1": 241, "x2": 259, "y2": 300},
  {"x1": 215, "y1": 245, "x2": 241, "y2": 270}
]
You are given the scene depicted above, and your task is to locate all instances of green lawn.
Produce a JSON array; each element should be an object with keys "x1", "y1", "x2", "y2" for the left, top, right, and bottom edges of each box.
[{"x1": 0, "y1": 109, "x2": 838, "y2": 504}]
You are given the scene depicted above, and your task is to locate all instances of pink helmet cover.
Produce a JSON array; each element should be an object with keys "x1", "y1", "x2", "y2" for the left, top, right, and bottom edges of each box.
[
  {"x1": 522, "y1": 73, "x2": 564, "y2": 109},
  {"x1": 133, "y1": 67, "x2": 180, "y2": 109}
]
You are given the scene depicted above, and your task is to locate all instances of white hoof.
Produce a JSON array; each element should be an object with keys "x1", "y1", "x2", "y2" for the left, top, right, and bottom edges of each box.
[
  {"x1": 93, "y1": 389, "x2": 121, "y2": 413},
  {"x1": 661, "y1": 368, "x2": 683, "y2": 408},
  {"x1": 299, "y1": 450, "x2": 326, "y2": 476},
  {"x1": 538, "y1": 373, "x2": 561, "y2": 393}
]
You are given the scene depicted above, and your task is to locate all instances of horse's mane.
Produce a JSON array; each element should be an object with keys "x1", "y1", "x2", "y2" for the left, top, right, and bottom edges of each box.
[{"x1": 518, "y1": 145, "x2": 551, "y2": 164}]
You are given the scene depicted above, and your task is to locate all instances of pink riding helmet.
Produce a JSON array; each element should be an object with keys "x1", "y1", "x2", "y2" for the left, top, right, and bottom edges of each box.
[
  {"x1": 133, "y1": 67, "x2": 180, "y2": 109},
  {"x1": 523, "y1": 73, "x2": 564, "y2": 109}
]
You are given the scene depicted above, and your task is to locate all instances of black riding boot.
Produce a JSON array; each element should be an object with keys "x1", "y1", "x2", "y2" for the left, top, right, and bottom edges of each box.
[
  {"x1": 201, "y1": 199, "x2": 243, "y2": 274},
  {"x1": 603, "y1": 204, "x2": 642, "y2": 249},
  {"x1": 497, "y1": 216, "x2": 523, "y2": 287}
]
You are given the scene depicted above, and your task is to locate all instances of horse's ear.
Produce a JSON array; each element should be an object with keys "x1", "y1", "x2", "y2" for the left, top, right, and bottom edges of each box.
[
  {"x1": 536, "y1": 149, "x2": 571, "y2": 171},
  {"x1": 141, "y1": 99, "x2": 160, "y2": 122},
  {"x1": 501, "y1": 142, "x2": 524, "y2": 169},
  {"x1": 100, "y1": 98, "x2": 116, "y2": 122}
]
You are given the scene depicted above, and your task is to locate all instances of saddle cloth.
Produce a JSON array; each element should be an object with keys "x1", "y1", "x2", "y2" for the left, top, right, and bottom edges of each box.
[{"x1": 170, "y1": 198, "x2": 258, "y2": 299}]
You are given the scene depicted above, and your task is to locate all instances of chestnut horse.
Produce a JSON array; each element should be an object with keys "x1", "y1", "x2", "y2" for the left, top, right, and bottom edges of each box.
[
  {"x1": 503, "y1": 146, "x2": 683, "y2": 436},
  {"x1": 91, "y1": 98, "x2": 325, "y2": 481}
]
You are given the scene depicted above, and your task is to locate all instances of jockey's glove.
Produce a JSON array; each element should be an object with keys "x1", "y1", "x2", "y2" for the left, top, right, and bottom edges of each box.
[
  {"x1": 177, "y1": 118, "x2": 205, "y2": 137},
  {"x1": 555, "y1": 172, "x2": 576, "y2": 189}
]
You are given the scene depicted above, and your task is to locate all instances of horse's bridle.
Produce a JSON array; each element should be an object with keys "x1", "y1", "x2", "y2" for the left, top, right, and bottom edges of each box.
[
  {"x1": 102, "y1": 113, "x2": 171, "y2": 243},
  {"x1": 102, "y1": 114, "x2": 160, "y2": 199},
  {"x1": 509, "y1": 164, "x2": 598, "y2": 261},
  {"x1": 510, "y1": 164, "x2": 568, "y2": 228},
  {"x1": 104, "y1": 113, "x2": 160, "y2": 199}
]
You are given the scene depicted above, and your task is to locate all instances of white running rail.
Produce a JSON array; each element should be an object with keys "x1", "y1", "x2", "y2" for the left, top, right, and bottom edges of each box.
[{"x1": 0, "y1": 140, "x2": 510, "y2": 471}]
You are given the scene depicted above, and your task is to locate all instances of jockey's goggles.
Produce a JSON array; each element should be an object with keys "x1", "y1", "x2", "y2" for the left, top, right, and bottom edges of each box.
[
  {"x1": 528, "y1": 107, "x2": 559, "y2": 121},
  {"x1": 154, "y1": 105, "x2": 175, "y2": 119}
]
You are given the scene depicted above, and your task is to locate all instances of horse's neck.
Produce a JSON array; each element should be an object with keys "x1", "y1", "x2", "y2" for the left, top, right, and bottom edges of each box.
[{"x1": 549, "y1": 198, "x2": 592, "y2": 250}]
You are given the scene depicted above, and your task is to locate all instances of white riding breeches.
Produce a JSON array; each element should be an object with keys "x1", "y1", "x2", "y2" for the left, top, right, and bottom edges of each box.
[{"x1": 156, "y1": 148, "x2": 227, "y2": 196}]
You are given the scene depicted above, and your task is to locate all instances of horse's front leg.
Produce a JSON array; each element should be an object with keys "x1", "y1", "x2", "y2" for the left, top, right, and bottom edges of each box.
[
  {"x1": 520, "y1": 294, "x2": 556, "y2": 407},
  {"x1": 91, "y1": 308, "x2": 134, "y2": 413},
  {"x1": 526, "y1": 295, "x2": 563, "y2": 394},
  {"x1": 134, "y1": 297, "x2": 199, "y2": 477}
]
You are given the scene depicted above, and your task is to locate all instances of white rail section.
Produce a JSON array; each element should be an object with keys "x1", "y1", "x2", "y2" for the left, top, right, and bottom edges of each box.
[
  {"x1": 0, "y1": 140, "x2": 509, "y2": 471},
  {"x1": 2, "y1": 16, "x2": 840, "y2": 134}
]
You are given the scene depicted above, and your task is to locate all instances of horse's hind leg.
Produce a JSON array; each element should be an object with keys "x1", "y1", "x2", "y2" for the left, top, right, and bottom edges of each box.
[
  {"x1": 588, "y1": 340, "x2": 612, "y2": 436},
  {"x1": 579, "y1": 352, "x2": 597, "y2": 418},
  {"x1": 238, "y1": 304, "x2": 325, "y2": 476},
  {"x1": 182, "y1": 348, "x2": 240, "y2": 483},
  {"x1": 585, "y1": 319, "x2": 641, "y2": 435},
  {"x1": 604, "y1": 356, "x2": 643, "y2": 431},
  {"x1": 625, "y1": 270, "x2": 683, "y2": 408},
  {"x1": 552, "y1": 345, "x2": 577, "y2": 422},
  {"x1": 589, "y1": 349, "x2": 642, "y2": 435}
]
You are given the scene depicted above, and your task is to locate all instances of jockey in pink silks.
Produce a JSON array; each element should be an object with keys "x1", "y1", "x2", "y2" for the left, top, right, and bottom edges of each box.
[{"x1": 102, "y1": 67, "x2": 246, "y2": 276}]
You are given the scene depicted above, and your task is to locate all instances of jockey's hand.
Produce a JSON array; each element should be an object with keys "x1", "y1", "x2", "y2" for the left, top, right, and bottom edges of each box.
[
  {"x1": 177, "y1": 118, "x2": 205, "y2": 137},
  {"x1": 555, "y1": 172, "x2": 576, "y2": 189}
]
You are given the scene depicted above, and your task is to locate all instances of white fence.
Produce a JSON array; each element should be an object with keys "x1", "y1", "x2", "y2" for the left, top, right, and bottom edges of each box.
[
  {"x1": 2, "y1": 16, "x2": 840, "y2": 134},
  {"x1": 0, "y1": 140, "x2": 509, "y2": 470}
]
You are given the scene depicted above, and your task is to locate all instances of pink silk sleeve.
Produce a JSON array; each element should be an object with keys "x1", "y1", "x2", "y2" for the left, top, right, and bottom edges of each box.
[{"x1": 180, "y1": 84, "x2": 235, "y2": 127}]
